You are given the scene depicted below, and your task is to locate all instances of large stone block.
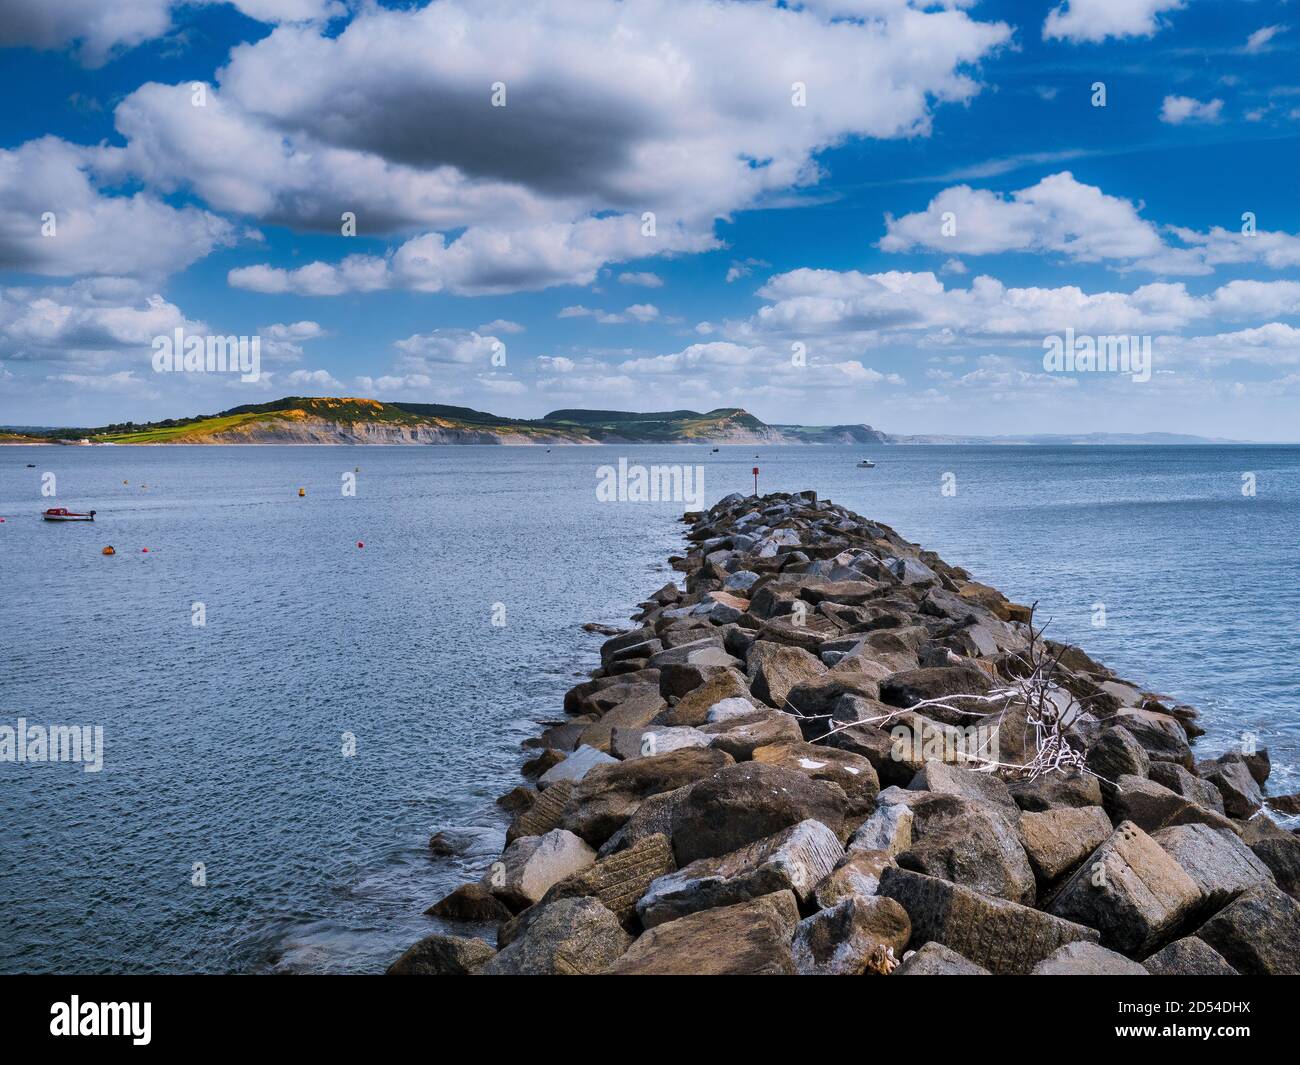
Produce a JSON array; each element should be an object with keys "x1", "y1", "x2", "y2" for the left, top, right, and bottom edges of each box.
[
  {"x1": 879, "y1": 867, "x2": 1099, "y2": 975},
  {"x1": 1152, "y1": 823, "x2": 1274, "y2": 910}
]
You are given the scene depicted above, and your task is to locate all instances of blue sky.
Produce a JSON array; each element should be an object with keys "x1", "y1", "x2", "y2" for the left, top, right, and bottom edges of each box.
[{"x1": 2, "y1": 0, "x2": 1299, "y2": 438}]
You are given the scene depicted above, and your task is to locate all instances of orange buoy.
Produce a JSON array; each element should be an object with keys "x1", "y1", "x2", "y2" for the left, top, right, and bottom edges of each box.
[
  {"x1": 298, "y1": 487, "x2": 306, "y2": 497},
  {"x1": 102, "y1": 546, "x2": 115, "y2": 555}
]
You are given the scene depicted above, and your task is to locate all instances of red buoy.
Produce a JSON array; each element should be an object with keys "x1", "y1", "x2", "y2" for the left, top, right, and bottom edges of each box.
[
  {"x1": 357, "y1": 541, "x2": 365, "y2": 548},
  {"x1": 141, "y1": 547, "x2": 149, "y2": 553}
]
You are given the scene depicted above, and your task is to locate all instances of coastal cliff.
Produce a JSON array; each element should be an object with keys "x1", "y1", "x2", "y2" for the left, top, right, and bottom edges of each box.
[{"x1": 397, "y1": 490, "x2": 1299, "y2": 974}]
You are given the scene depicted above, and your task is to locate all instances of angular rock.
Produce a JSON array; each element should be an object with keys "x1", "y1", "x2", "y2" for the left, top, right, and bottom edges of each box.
[
  {"x1": 496, "y1": 784, "x2": 537, "y2": 815},
  {"x1": 1240, "y1": 817, "x2": 1300, "y2": 897},
  {"x1": 1030, "y1": 941, "x2": 1148, "y2": 976},
  {"x1": 578, "y1": 692, "x2": 667, "y2": 752},
  {"x1": 387, "y1": 933, "x2": 495, "y2": 975},
  {"x1": 1194, "y1": 883, "x2": 1300, "y2": 975},
  {"x1": 479, "y1": 897, "x2": 631, "y2": 975},
  {"x1": 879, "y1": 665, "x2": 997, "y2": 726},
  {"x1": 562, "y1": 747, "x2": 734, "y2": 847},
  {"x1": 1108, "y1": 774, "x2": 1239, "y2": 836},
  {"x1": 849, "y1": 801, "x2": 913, "y2": 857},
  {"x1": 898, "y1": 794, "x2": 1035, "y2": 905},
  {"x1": 704, "y1": 711, "x2": 804, "y2": 760},
  {"x1": 1086, "y1": 726, "x2": 1150, "y2": 784},
  {"x1": 607, "y1": 891, "x2": 799, "y2": 975},
  {"x1": 785, "y1": 673, "x2": 883, "y2": 723},
  {"x1": 1009, "y1": 772, "x2": 1103, "y2": 812},
  {"x1": 487, "y1": 829, "x2": 596, "y2": 909},
  {"x1": 537, "y1": 744, "x2": 618, "y2": 788},
  {"x1": 654, "y1": 668, "x2": 753, "y2": 727},
  {"x1": 1200, "y1": 757, "x2": 1264, "y2": 818},
  {"x1": 752, "y1": 740, "x2": 879, "y2": 816},
  {"x1": 907, "y1": 760, "x2": 1017, "y2": 811},
  {"x1": 815, "y1": 849, "x2": 894, "y2": 907},
  {"x1": 1021, "y1": 806, "x2": 1113, "y2": 883},
  {"x1": 539, "y1": 833, "x2": 675, "y2": 923},
  {"x1": 637, "y1": 819, "x2": 844, "y2": 928},
  {"x1": 506, "y1": 779, "x2": 573, "y2": 844},
  {"x1": 1148, "y1": 762, "x2": 1226, "y2": 815},
  {"x1": 879, "y1": 867, "x2": 1099, "y2": 975},
  {"x1": 1153, "y1": 823, "x2": 1274, "y2": 910},
  {"x1": 1114, "y1": 708, "x2": 1193, "y2": 768},
  {"x1": 426, "y1": 882, "x2": 513, "y2": 922},
  {"x1": 792, "y1": 895, "x2": 911, "y2": 975},
  {"x1": 746, "y1": 641, "x2": 826, "y2": 709},
  {"x1": 648, "y1": 638, "x2": 740, "y2": 671},
  {"x1": 1142, "y1": 937, "x2": 1239, "y2": 976},
  {"x1": 609, "y1": 724, "x2": 710, "y2": 760},
  {"x1": 893, "y1": 941, "x2": 990, "y2": 975},
  {"x1": 1048, "y1": 821, "x2": 1200, "y2": 955},
  {"x1": 669, "y1": 761, "x2": 848, "y2": 865}
]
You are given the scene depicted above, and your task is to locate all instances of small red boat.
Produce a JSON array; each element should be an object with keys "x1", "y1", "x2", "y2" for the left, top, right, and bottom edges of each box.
[{"x1": 43, "y1": 507, "x2": 96, "y2": 522}]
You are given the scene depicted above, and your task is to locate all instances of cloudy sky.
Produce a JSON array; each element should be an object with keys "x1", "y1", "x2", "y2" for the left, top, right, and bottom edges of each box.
[{"x1": 2, "y1": 0, "x2": 1299, "y2": 439}]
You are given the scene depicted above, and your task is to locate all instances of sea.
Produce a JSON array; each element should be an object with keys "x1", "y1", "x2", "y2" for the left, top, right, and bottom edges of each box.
[{"x1": 1, "y1": 442, "x2": 1297, "y2": 973}]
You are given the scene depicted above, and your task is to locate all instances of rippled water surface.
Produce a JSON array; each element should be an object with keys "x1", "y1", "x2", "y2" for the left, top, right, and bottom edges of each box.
[{"x1": 1, "y1": 443, "x2": 1297, "y2": 972}]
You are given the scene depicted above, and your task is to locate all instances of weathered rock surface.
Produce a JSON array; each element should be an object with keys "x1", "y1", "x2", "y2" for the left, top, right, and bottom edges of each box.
[
  {"x1": 815, "y1": 850, "x2": 894, "y2": 907},
  {"x1": 848, "y1": 800, "x2": 913, "y2": 857},
  {"x1": 792, "y1": 895, "x2": 911, "y2": 975},
  {"x1": 538, "y1": 833, "x2": 675, "y2": 923},
  {"x1": 1152, "y1": 823, "x2": 1274, "y2": 910},
  {"x1": 637, "y1": 819, "x2": 843, "y2": 928},
  {"x1": 752, "y1": 740, "x2": 880, "y2": 815},
  {"x1": 1143, "y1": 937, "x2": 1239, "y2": 976},
  {"x1": 1020, "y1": 806, "x2": 1114, "y2": 883},
  {"x1": 704, "y1": 710, "x2": 804, "y2": 759},
  {"x1": 899, "y1": 794, "x2": 1035, "y2": 904},
  {"x1": 893, "y1": 941, "x2": 990, "y2": 975},
  {"x1": 1085, "y1": 727, "x2": 1150, "y2": 783},
  {"x1": 562, "y1": 747, "x2": 733, "y2": 846},
  {"x1": 668, "y1": 761, "x2": 848, "y2": 865},
  {"x1": 1048, "y1": 821, "x2": 1200, "y2": 955},
  {"x1": 607, "y1": 891, "x2": 799, "y2": 975},
  {"x1": 908, "y1": 760, "x2": 1018, "y2": 811},
  {"x1": 538, "y1": 744, "x2": 618, "y2": 788},
  {"x1": 1030, "y1": 941, "x2": 1148, "y2": 976},
  {"x1": 506, "y1": 778, "x2": 572, "y2": 843},
  {"x1": 387, "y1": 934, "x2": 496, "y2": 975},
  {"x1": 479, "y1": 897, "x2": 632, "y2": 975},
  {"x1": 879, "y1": 867, "x2": 1100, "y2": 974},
  {"x1": 1107, "y1": 774, "x2": 1238, "y2": 835},
  {"x1": 426, "y1": 882, "x2": 513, "y2": 922},
  {"x1": 1194, "y1": 883, "x2": 1300, "y2": 974},
  {"x1": 487, "y1": 829, "x2": 596, "y2": 909},
  {"x1": 746, "y1": 642, "x2": 825, "y2": 708}
]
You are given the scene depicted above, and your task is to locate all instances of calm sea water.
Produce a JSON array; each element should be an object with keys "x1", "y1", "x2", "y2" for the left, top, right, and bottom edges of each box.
[{"x1": 1, "y1": 443, "x2": 1297, "y2": 973}]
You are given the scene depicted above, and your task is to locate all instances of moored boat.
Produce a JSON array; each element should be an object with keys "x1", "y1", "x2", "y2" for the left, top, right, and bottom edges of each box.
[
  {"x1": 43, "y1": 508, "x2": 96, "y2": 522},
  {"x1": 856, "y1": 459, "x2": 876, "y2": 468}
]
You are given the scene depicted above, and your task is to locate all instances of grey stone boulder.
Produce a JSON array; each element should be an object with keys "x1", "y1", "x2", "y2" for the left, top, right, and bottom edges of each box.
[
  {"x1": 893, "y1": 942, "x2": 990, "y2": 975},
  {"x1": 848, "y1": 800, "x2": 913, "y2": 857},
  {"x1": 1113, "y1": 708, "x2": 1193, "y2": 768},
  {"x1": 1009, "y1": 772, "x2": 1103, "y2": 812},
  {"x1": 792, "y1": 895, "x2": 911, "y2": 975},
  {"x1": 654, "y1": 669, "x2": 753, "y2": 727},
  {"x1": 607, "y1": 891, "x2": 799, "y2": 975},
  {"x1": 1107, "y1": 774, "x2": 1238, "y2": 835},
  {"x1": 907, "y1": 760, "x2": 1018, "y2": 812},
  {"x1": 1240, "y1": 816, "x2": 1300, "y2": 897},
  {"x1": 784, "y1": 673, "x2": 883, "y2": 725},
  {"x1": 1030, "y1": 941, "x2": 1148, "y2": 976},
  {"x1": 577, "y1": 692, "x2": 667, "y2": 753},
  {"x1": 815, "y1": 850, "x2": 895, "y2": 907},
  {"x1": 752, "y1": 740, "x2": 879, "y2": 817},
  {"x1": 704, "y1": 710, "x2": 804, "y2": 760},
  {"x1": 899, "y1": 794, "x2": 1035, "y2": 905},
  {"x1": 562, "y1": 747, "x2": 734, "y2": 847},
  {"x1": 1048, "y1": 821, "x2": 1200, "y2": 955},
  {"x1": 1085, "y1": 726, "x2": 1149, "y2": 783},
  {"x1": 1143, "y1": 937, "x2": 1239, "y2": 975},
  {"x1": 669, "y1": 761, "x2": 849, "y2": 865},
  {"x1": 637, "y1": 819, "x2": 844, "y2": 928},
  {"x1": 704, "y1": 697, "x2": 762, "y2": 723},
  {"x1": 486, "y1": 829, "x2": 596, "y2": 909},
  {"x1": 478, "y1": 897, "x2": 631, "y2": 975},
  {"x1": 879, "y1": 664, "x2": 998, "y2": 726},
  {"x1": 1021, "y1": 806, "x2": 1114, "y2": 883},
  {"x1": 535, "y1": 833, "x2": 675, "y2": 924},
  {"x1": 387, "y1": 933, "x2": 496, "y2": 975},
  {"x1": 1148, "y1": 762, "x2": 1226, "y2": 815},
  {"x1": 879, "y1": 867, "x2": 1099, "y2": 974},
  {"x1": 426, "y1": 882, "x2": 513, "y2": 922},
  {"x1": 538, "y1": 744, "x2": 618, "y2": 788},
  {"x1": 746, "y1": 641, "x2": 826, "y2": 708},
  {"x1": 648, "y1": 638, "x2": 741, "y2": 671},
  {"x1": 1153, "y1": 823, "x2": 1274, "y2": 910},
  {"x1": 1194, "y1": 883, "x2": 1300, "y2": 974},
  {"x1": 609, "y1": 724, "x2": 710, "y2": 760},
  {"x1": 1199, "y1": 756, "x2": 1264, "y2": 818}
]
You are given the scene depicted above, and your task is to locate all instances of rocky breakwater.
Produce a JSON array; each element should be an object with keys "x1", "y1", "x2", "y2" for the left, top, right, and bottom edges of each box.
[{"x1": 391, "y1": 490, "x2": 1300, "y2": 976}]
